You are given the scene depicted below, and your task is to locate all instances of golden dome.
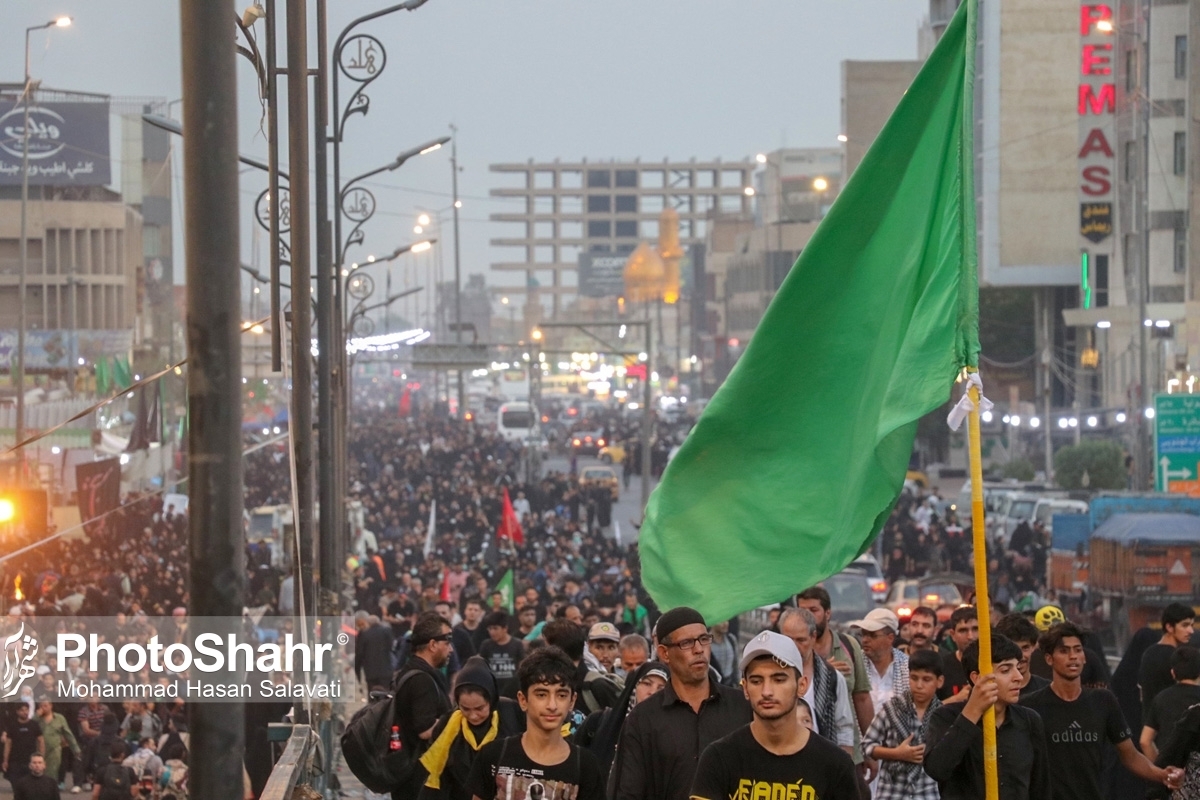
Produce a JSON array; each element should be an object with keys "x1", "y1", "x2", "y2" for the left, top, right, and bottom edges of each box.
[{"x1": 623, "y1": 241, "x2": 666, "y2": 303}]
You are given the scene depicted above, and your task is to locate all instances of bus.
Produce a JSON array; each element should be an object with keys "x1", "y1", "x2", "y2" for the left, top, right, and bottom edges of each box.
[{"x1": 497, "y1": 401, "x2": 538, "y2": 443}]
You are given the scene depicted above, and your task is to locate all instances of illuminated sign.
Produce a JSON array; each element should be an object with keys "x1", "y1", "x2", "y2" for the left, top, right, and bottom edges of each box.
[{"x1": 1079, "y1": 4, "x2": 1115, "y2": 247}]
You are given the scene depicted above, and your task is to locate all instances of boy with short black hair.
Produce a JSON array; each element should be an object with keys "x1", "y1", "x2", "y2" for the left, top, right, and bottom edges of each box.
[
  {"x1": 937, "y1": 607, "x2": 978, "y2": 702},
  {"x1": 1141, "y1": 645, "x2": 1200, "y2": 760},
  {"x1": 689, "y1": 632, "x2": 859, "y2": 800},
  {"x1": 924, "y1": 633, "x2": 1051, "y2": 800},
  {"x1": 1140, "y1": 602, "x2": 1196, "y2": 716},
  {"x1": 467, "y1": 646, "x2": 604, "y2": 800},
  {"x1": 1023, "y1": 621, "x2": 1180, "y2": 800},
  {"x1": 863, "y1": 649, "x2": 944, "y2": 800},
  {"x1": 996, "y1": 614, "x2": 1050, "y2": 698}
]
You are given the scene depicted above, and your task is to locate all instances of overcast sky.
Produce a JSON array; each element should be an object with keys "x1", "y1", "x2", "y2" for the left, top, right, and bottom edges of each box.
[{"x1": 9, "y1": 0, "x2": 929, "y2": 316}]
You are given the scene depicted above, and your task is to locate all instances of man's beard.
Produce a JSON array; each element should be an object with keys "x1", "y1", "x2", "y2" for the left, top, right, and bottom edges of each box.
[{"x1": 814, "y1": 621, "x2": 826, "y2": 639}]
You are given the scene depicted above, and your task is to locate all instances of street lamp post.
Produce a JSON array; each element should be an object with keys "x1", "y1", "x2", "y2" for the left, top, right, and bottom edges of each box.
[{"x1": 17, "y1": 15, "x2": 70, "y2": 478}]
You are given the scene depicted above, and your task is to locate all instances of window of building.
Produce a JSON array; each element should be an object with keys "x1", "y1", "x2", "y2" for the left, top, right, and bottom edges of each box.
[
  {"x1": 615, "y1": 243, "x2": 636, "y2": 255},
  {"x1": 1175, "y1": 131, "x2": 1186, "y2": 176},
  {"x1": 533, "y1": 221, "x2": 555, "y2": 239},
  {"x1": 533, "y1": 195, "x2": 554, "y2": 214},
  {"x1": 641, "y1": 195, "x2": 665, "y2": 213},
  {"x1": 587, "y1": 195, "x2": 611, "y2": 213},
  {"x1": 1125, "y1": 140, "x2": 1136, "y2": 181},
  {"x1": 1095, "y1": 254, "x2": 1109, "y2": 307},
  {"x1": 587, "y1": 220, "x2": 611, "y2": 238},
  {"x1": 560, "y1": 221, "x2": 583, "y2": 239},
  {"x1": 615, "y1": 220, "x2": 638, "y2": 238},
  {"x1": 561, "y1": 171, "x2": 583, "y2": 189},
  {"x1": 589, "y1": 243, "x2": 611, "y2": 253},
  {"x1": 615, "y1": 195, "x2": 637, "y2": 213},
  {"x1": 560, "y1": 195, "x2": 583, "y2": 214},
  {"x1": 1176, "y1": 227, "x2": 1187, "y2": 274},
  {"x1": 1177, "y1": 36, "x2": 1188, "y2": 80},
  {"x1": 615, "y1": 170, "x2": 638, "y2": 188},
  {"x1": 641, "y1": 219, "x2": 659, "y2": 239},
  {"x1": 587, "y1": 170, "x2": 611, "y2": 188},
  {"x1": 641, "y1": 170, "x2": 665, "y2": 189}
]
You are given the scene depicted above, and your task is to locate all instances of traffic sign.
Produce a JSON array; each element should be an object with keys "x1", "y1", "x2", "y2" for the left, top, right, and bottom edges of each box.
[
  {"x1": 410, "y1": 343, "x2": 489, "y2": 369},
  {"x1": 1154, "y1": 394, "x2": 1200, "y2": 492}
]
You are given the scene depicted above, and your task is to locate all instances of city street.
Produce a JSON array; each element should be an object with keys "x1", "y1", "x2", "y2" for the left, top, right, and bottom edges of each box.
[{"x1": 541, "y1": 453, "x2": 659, "y2": 546}]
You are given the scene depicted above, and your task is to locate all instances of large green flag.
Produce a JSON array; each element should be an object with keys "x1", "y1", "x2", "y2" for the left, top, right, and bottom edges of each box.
[{"x1": 640, "y1": 0, "x2": 979, "y2": 623}]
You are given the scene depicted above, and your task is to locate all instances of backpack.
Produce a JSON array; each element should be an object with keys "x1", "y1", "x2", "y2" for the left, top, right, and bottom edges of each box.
[
  {"x1": 98, "y1": 763, "x2": 134, "y2": 800},
  {"x1": 580, "y1": 670, "x2": 623, "y2": 715},
  {"x1": 340, "y1": 670, "x2": 424, "y2": 793}
]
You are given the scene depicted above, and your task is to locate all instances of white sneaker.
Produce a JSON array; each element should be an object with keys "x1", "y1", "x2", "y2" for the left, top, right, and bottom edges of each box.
[{"x1": 70, "y1": 787, "x2": 81, "y2": 794}]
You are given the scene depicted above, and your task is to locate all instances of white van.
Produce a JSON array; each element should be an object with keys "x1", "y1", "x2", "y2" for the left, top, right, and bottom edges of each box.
[{"x1": 497, "y1": 401, "x2": 538, "y2": 443}]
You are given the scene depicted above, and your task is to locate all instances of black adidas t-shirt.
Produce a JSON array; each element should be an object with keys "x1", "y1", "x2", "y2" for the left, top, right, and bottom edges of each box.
[
  {"x1": 1021, "y1": 686, "x2": 1130, "y2": 800},
  {"x1": 689, "y1": 724, "x2": 860, "y2": 800},
  {"x1": 467, "y1": 735, "x2": 605, "y2": 800}
]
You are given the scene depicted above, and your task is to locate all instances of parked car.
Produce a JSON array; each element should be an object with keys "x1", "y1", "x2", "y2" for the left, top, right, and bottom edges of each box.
[
  {"x1": 842, "y1": 555, "x2": 888, "y2": 602},
  {"x1": 570, "y1": 430, "x2": 608, "y2": 456},
  {"x1": 818, "y1": 571, "x2": 876, "y2": 625},
  {"x1": 598, "y1": 440, "x2": 627, "y2": 465},
  {"x1": 884, "y1": 578, "x2": 964, "y2": 620},
  {"x1": 579, "y1": 465, "x2": 620, "y2": 500}
]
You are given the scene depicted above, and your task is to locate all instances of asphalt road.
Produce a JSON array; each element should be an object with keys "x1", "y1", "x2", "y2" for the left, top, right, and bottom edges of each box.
[{"x1": 541, "y1": 453, "x2": 657, "y2": 545}]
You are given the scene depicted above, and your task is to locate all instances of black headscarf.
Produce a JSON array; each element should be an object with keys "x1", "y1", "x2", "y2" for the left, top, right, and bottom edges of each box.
[{"x1": 589, "y1": 660, "x2": 669, "y2": 773}]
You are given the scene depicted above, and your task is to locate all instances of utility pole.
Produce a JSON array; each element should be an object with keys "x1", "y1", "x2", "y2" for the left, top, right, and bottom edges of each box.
[
  {"x1": 178, "y1": 0, "x2": 244, "y2": 794},
  {"x1": 642, "y1": 320, "x2": 653, "y2": 510},
  {"x1": 450, "y1": 125, "x2": 466, "y2": 419},
  {"x1": 313, "y1": 0, "x2": 339, "y2": 606},
  {"x1": 286, "y1": 0, "x2": 316, "y2": 643},
  {"x1": 1136, "y1": 0, "x2": 1153, "y2": 490}
]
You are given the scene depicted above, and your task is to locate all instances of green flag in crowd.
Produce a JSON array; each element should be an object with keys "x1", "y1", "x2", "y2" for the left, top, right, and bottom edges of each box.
[
  {"x1": 496, "y1": 569, "x2": 514, "y2": 613},
  {"x1": 639, "y1": 0, "x2": 980, "y2": 623}
]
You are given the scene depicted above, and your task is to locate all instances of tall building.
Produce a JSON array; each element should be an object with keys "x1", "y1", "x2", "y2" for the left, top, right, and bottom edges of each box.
[
  {"x1": 0, "y1": 87, "x2": 155, "y2": 383},
  {"x1": 488, "y1": 158, "x2": 756, "y2": 320},
  {"x1": 1061, "y1": 0, "x2": 1197, "y2": 436}
]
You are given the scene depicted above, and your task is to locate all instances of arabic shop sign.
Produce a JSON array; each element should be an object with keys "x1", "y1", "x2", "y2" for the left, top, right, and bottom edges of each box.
[{"x1": 0, "y1": 100, "x2": 111, "y2": 187}]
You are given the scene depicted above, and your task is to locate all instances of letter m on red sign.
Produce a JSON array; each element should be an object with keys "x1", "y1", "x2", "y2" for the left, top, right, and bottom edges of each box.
[{"x1": 1079, "y1": 84, "x2": 1115, "y2": 115}]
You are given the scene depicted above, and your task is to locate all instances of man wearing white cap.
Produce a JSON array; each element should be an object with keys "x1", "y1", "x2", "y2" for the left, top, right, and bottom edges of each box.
[
  {"x1": 851, "y1": 608, "x2": 909, "y2": 711},
  {"x1": 689, "y1": 631, "x2": 860, "y2": 800}
]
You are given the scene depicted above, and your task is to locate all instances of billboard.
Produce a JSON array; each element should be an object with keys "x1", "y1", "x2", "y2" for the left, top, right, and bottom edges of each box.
[
  {"x1": 0, "y1": 100, "x2": 111, "y2": 186},
  {"x1": 578, "y1": 252, "x2": 628, "y2": 298},
  {"x1": 0, "y1": 330, "x2": 133, "y2": 370}
]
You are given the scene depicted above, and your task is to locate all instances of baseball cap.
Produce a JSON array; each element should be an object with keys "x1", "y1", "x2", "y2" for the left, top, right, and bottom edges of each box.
[
  {"x1": 588, "y1": 622, "x2": 620, "y2": 643},
  {"x1": 739, "y1": 631, "x2": 803, "y2": 675},
  {"x1": 850, "y1": 608, "x2": 900, "y2": 633}
]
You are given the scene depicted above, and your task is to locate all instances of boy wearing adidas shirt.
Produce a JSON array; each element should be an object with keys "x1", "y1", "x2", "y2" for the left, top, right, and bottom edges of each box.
[
  {"x1": 689, "y1": 631, "x2": 859, "y2": 800},
  {"x1": 1021, "y1": 621, "x2": 1182, "y2": 800}
]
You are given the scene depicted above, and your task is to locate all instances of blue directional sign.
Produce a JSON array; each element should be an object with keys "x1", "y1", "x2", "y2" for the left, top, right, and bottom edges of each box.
[{"x1": 1155, "y1": 394, "x2": 1200, "y2": 492}]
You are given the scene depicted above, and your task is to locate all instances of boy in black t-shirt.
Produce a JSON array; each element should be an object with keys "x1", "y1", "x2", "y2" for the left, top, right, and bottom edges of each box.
[
  {"x1": 1022, "y1": 621, "x2": 1181, "y2": 800},
  {"x1": 1139, "y1": 602, "x2": 1195, "y2": 718},
  {"x1": 467, "y1": 645, "x2": 604, "y2": 800},
  {"x1": 689, "y1": 631, "x2": 859, "y2": 800},
  {"x1": 1141, "y1": 645, "x2": 1200, "y2": 761}
]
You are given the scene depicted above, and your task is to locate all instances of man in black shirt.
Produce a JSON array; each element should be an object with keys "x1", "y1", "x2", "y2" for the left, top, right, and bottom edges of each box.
[
  {"x1": 689, "y1": 631, "x2": 859, "y2": 800},
  {"x1": 1139, "y1": 602, "x2": 1195, "y2": 719},
  {"x1": 612, "y1": 607, "x2": 752, "y2": 800},
  {"x1": 1140, "y1": 644, "x2": 1200, "y2": 761},
  {"x1": 2, "y1": 704, "x2": 43, "y2": 785},
  {"x1": 11, "y1": 754, "x2": 57, "y2": 800},
  {"x1": 353, "y1": 611, "x2": 395, "y2": 693},
  {"x1": 924, "y1": 633, "x2": 1051, "y2": 800},
  {"x1": 393, "y1": 612, "x2": 454, "y2": 800},
  {"x1": 453, "y1": 598, "x2": 487, "y2": 662},
  {"x1": 479, "y1": 611, "x2": 526, "y2": 699},
  {"x1": 995, "y1": 614, "x2": 1050, "y2": 699},
  {"x1": 937, "y1": 607, "x2": 977, "y2": 702},
  {"x1": 1022, "y1": 621, "x2": 1180, "y2": 800}
]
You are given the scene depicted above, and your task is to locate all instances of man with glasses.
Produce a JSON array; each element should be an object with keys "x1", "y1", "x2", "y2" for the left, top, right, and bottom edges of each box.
[
  {"x1": 612, "y1": 607, "x2": 751, "y2": 800},
  {"x1": 394, "y1": 611, "x2": 454, "y2": 799}
]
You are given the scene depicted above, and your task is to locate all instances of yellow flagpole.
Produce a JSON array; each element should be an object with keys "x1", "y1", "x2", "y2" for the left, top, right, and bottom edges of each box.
[{"x1": 966, "y1": 372, "x2": 999, "y2": 800}]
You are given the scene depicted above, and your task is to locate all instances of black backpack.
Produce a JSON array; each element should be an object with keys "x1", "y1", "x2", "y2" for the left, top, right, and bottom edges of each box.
[
  {"x1": 98, "y1": 763, "x2": 133, "y2": 800},
  {"x1": 340, "y1": 670, "x2": 424, "y2": 793}
]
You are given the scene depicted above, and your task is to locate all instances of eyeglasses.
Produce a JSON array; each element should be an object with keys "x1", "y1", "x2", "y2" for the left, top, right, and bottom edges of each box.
[{"x1": 664, "y1": 633, "x2": 714, "y2": 651}]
